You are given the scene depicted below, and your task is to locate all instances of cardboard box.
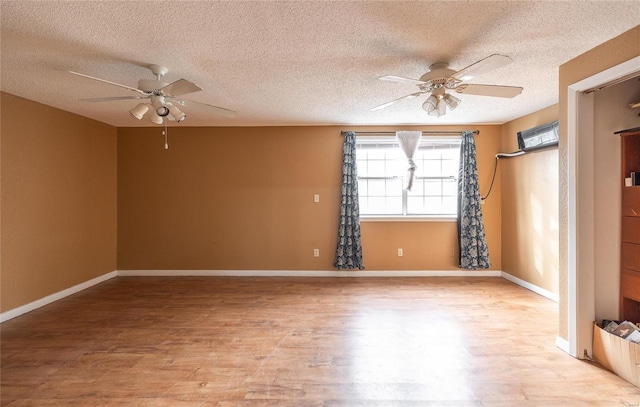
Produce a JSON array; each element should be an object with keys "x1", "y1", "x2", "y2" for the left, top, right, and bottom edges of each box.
[{"x1": 593, "y1": 322, "x2": 640, "y2": 387}]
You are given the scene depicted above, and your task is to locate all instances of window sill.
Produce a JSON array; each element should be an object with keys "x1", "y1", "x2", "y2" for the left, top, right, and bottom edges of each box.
[{"x1": 360, "y1": 215, "x2": 457, "y2": 223}]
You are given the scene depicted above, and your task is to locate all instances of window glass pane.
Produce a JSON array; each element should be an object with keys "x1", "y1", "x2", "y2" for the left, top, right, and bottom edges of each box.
[
  {"x1": 367, "y1": 160, "x2": 387, "y2": 177},
  {"x1": 423, "y1": 159, "x2": 442, "y2": 176},
  {"x1": 358, "y1": 197, "x2": 369, "y2": 214},
  {"x1": 407, "y1": 196, "x2": 426, "y2": 214},
  {"x1": 367, "y1": 149, "x2": 386, "y2": 160},
  {"x1": 357, "y1": 160, "x2": 367, "y2": 177},
  {"x1": 356, "y1": 136, "x2": 460, "y2": 217},
  {"x1": 368, "y1": 197, "x2": 388, "y2": 214},
  {"x1": 388, "y1": 158, "x2": 403, "y2": 177},
  {"x1": 356, "y1": 149, "x2": 368, "y2": 160},
  {"x1": 358, "y1": 180, "x2": 368, "y2": 196},
  {"x1": 385, "y1": 197, "x2": 402, "y2": 214},
  {"x1": 418, "y1": 147, "x2": 440, "y2": 160},
  {"x1": 386, "y1": 178, "x2": 403, "y2": 197},
  {"x1": 368, "y1": 179, "x2": 386, "y2": 196},
  {"x1": 424, "y1": 197, "x2": 443, "y2": 214},
  {"x1": 442, "y1": 197, "x2": 457, "y2": 214},
  {"x1": 441, "y1": 146, "x2": 459, "y2": 159},
  {"x1": 424, "y1": 180, "x2": 441, "y2": 196},
  {"x1": 442, "y1": 179, "x2": 457, "y2": 196},
  {"x1": 408, "y1": 179, "x2": 424, "y2": 195},
  {"x1": 442, "y1": 159, "x2": 458, "y2": 175}
]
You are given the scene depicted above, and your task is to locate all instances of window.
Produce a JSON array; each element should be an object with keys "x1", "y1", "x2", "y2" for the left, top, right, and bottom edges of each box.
[{"x1": 356, "y1": 136, "x2": 461, "y2": 218}]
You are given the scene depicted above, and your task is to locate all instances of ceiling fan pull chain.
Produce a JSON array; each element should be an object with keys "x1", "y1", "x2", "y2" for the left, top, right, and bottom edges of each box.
[{"x1": 163, "y1": 126, "x2": 169, "y2": 150}]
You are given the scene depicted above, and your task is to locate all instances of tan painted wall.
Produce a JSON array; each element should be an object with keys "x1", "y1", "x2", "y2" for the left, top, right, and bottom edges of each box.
[
  {"x1": 118, "y1": 125, "x2": 502, "y2": 271},
  {"x1": 0, "y1": 93, "x2": 118, "y2": 312},
  {"x1": 558, "y1": 25, "x2": 640, "y2": 340},
  {"x1": 500, "y1": 105, "x2": 559, "y2": 294}
]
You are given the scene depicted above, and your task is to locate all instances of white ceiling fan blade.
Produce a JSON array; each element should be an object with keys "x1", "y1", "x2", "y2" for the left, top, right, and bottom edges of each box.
[
  {"x1": 160, "y1": 79, "x2": 203, "y2": 97},
  {"x1": 378, "y1": 75, "x2": 426, "y2": 86},
  {"x1": 451, "y1": 54, "x2": 513, "y2": 82},
  {"x1": 455, "y1": 84, "x2": 523, "y2": 98},
  {"x1": 370, "y1": 92, "x2": 425, "y2": 111},
  {"x1": 79, "y1": 96, "x2": 149, "y2": 102},
  {"x1": 179, "y1": 99, "x2": 237, "y2": 117},
  {"x1": 68, "y1": 71, "x2": 149, "y2": 95}
]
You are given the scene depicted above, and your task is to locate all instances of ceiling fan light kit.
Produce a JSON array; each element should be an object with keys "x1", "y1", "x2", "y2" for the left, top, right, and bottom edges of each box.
[
  {"x1": 167, "y1": 104, "x2": 186, "y2": 122},
  {"x1": 427, "y1": 98, "x2": 447, "y2": 117},
  {"x1": 129, "y1": 103, "x2": 149, "y2": 120},
  {"x1": 149, "y1": 110, "x2": 163, "y2": 125},
  {"x1": 69, "y1": 64, "x2": 237, "y2": 126},
  {"x1": 422, "y1": 95, "x2": 437, "y2": 113},
  {"x1": 444, "y1": 93, "x2": 461, "y2": 110},
  {"x1": 373, "y1": 54, "x2": 523, "y2": 118}
]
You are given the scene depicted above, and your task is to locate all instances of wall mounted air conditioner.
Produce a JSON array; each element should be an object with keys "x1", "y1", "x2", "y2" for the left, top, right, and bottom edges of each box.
[{"x1": 517, "y1": 120, "x2": 559, "y2": 152}]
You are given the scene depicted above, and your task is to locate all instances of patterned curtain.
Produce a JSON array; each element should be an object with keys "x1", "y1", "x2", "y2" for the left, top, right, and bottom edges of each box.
[
  {"x1": 457, "y1": 131, "x2": 491, "y2": 270},
  {"x1": 334, "y1": 131, "x2": 365, "y2": 270}
]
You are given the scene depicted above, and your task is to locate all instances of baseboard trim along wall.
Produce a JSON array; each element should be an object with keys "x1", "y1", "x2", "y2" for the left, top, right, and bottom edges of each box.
[
  {"x1": 0, "y1": 271, "x2": 118, "y2": 323},
  {"x1": 556, "y1": 336, "x2": 571, "y2": 356},
  {"x1": 501, "y1": 271, "x2": 559, "y2": 302},
  {"x1": 117, "y1": 269, "x2": 503, "y2": 278},
  {"x1": 2, "y1": 269, "x2": 561, "y2": 323}
]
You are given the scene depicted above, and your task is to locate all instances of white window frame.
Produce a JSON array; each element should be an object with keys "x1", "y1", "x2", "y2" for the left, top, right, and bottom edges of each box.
[{"x1": 356, "y1": 135, "x2": 461, "y2": 222}]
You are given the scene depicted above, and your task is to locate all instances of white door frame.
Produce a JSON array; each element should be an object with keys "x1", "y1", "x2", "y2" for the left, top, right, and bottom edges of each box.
[{"x1": 566, "y1": 56, "x2": 640, "y2": 358}]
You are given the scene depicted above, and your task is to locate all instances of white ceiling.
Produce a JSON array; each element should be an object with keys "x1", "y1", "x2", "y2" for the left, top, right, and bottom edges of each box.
[{"x1": 1, "y1": 1, "x2": 638, "y2": 127}]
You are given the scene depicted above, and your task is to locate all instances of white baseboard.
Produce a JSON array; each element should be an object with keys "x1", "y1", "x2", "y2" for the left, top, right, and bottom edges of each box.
[
  {"x1": 501, "y1": 271, "x2": 559, "y2": 302},
  {"x1": 2, "y1": 269, "x2": 552, "y2": 324},
  {"x1": 555, "y1": 336, "x2": 572, "y2": 356},
  {"x1": 117, "y1": 269, "x2": 503, "y2": 278},
  {"x1": 0, "y1": 271, "x2": 117, "y2": 323}
]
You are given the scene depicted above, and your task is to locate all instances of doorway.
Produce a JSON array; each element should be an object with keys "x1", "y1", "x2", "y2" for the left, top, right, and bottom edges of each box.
[{"x1": 566, "y1": 56, "x2": 640, "y2": 358}]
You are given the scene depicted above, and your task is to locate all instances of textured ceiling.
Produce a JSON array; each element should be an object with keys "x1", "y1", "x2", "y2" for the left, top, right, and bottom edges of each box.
[{"x1": 1, "y1": 1, "x2": 638, "y2": 127}]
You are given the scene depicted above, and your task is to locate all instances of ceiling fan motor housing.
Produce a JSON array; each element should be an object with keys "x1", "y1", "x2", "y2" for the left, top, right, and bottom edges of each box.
[
  {"x1": 419, "y1": 64, "x2": 460, "y2": 90},
  {"x1": 138, "y1": 79, "x2": 169, "y2": 93}
]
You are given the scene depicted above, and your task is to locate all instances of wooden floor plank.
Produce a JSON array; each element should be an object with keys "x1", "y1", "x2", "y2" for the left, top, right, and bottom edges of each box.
[{"x1": 2, "y1": 277, "x2": 640, "y2": 406}]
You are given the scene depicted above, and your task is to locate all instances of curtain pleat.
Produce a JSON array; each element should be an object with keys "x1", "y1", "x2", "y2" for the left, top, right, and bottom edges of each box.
[
  {"x1": 334, "y1": 131, "x2": 365, "y2": 270},
  {"x1": 396, "y1": 131, "x2": 422, "y2": 191},
  {"x1": 457, "y1": 131, "x2": 491, "y2": 270}
]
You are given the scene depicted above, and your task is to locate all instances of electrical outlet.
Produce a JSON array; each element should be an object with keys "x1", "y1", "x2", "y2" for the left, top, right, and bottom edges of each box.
[
  {"x1": 450, "y1": 248, "x2": 455, "y2": 257},
  {"x1": 314, "y1": 194, "x2": 320, "y2": 203},
  {"x1": 397, "y1": 248, "x2": 403, "y2": 257},
  {"x1": 313, "y1": 249, "x2": 319, "y2": 257}
]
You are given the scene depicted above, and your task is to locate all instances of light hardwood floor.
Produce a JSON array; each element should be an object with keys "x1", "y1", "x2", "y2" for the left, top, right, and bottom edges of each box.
[{"x1": 2, "y1": 277, "x2": 640, "y2": 406}]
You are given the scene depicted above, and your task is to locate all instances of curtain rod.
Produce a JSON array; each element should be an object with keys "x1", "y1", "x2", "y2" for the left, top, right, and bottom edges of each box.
[{"x1": 341, "y1": 130, "x2": 479, "y2": 136}]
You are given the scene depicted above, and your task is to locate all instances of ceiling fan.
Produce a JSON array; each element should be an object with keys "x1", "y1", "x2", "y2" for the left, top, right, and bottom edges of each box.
[
  {"x1": 372, "y1": 54, "x2": 523, "y2": 117},
  {"x1": 68, "y1": 64, "x2": 236, "y2": 125}
]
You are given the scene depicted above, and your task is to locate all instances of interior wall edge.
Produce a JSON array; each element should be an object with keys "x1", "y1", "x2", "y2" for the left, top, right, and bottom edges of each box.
[
  {"x1": 501, "y1": 271, "x2": 559, "y2": 302},
  {"x1": 116, "y1": 269, "x2": 503, "y2": 278},
  {"x1": 0, "y1": 271, "x2": 117, "y2": 323},
  {"x1": 498, "y1": 104, "x2": 560, "y2": 297},
  {"x1": 1, "y1": 268, "x2": 568, "y2": 324},
  {"x1": 1, "y1": 91, "x2": 118, "y2": 312}
]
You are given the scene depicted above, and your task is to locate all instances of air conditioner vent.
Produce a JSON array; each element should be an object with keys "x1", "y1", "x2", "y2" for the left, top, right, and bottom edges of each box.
[{"x1": 517, "y1": 120, "x2": 559, "y2": 152}]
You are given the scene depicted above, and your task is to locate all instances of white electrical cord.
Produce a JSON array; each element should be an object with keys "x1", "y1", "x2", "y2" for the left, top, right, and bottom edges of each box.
[
  {"x1": 496, "y1": 150, "x2": 525, "y2": 159},
  {"x1": 481, "y1": 150, "x2": 526, "y2": 201}
]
